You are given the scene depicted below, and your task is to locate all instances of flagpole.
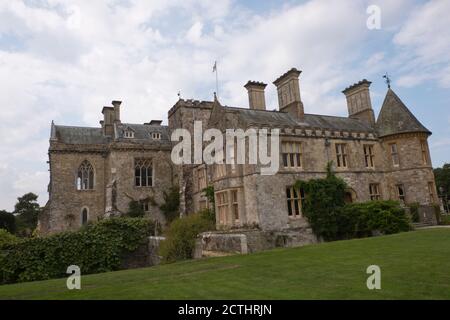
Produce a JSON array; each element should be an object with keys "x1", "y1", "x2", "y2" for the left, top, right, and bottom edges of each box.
[{"x1": 213, "y1": 61, "x2": 219, "y2": 98}]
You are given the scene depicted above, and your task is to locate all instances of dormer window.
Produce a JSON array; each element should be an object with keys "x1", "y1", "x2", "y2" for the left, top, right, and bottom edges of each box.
[
  {"x1": 124, "y1": 128, "x2": 134, "y2": 139},
  {"x1": 152, "y1": 132, "x2": 161, "y2": 140}
]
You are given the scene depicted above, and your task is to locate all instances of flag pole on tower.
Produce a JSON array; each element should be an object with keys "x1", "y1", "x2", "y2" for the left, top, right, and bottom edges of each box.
[{"x1": 213, "y1": 60, "x2": 219, "y2": 98}]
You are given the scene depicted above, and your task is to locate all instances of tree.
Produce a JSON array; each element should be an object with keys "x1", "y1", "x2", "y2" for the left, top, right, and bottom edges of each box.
[
  {"x1": 434, "y1": 163, "x2": 450, "y2": 196},
  {"x1": 14, "y1": 193, "x2": 40, "y2": 237},
  {"x1": 434, "y1": 163, "x2": 450, "y2": 212},
  {"x1": 0, "y1": 210, "x2": 16, "y2": 233}
]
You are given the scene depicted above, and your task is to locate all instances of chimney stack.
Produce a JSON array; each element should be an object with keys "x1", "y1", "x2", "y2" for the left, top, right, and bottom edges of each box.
[
  {"x1": 342, "y1": 80, "x2": 375, "y2": 126},
  {"x1": 112, "y1": 100, "x2": 122, "y2": 124},
  {"x1": 244, "y1": 81, "x2": 267, "y2": 110},
  {"x1": 273, "y1": 68, "x2": 304, "y2": 121}
]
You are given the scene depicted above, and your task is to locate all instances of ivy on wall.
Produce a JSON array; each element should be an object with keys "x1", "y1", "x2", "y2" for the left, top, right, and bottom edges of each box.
[{"x1": 0, "y1": 217, "x2": 155, "y2": 284}]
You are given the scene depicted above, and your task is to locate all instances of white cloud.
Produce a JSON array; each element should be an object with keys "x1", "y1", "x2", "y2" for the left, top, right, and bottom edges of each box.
[
  {"x1": 0, "y1": 0, "x2": 447, "y2": 210},
  {"x1": 393, "y1": 0, "x2": 450, "y2": 88}
]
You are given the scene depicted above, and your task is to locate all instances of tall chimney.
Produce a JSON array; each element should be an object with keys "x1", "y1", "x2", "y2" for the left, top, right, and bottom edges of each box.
[
  {"x1": 342, "y1": 79, "x2": 375, "y2": 126},
  {"x1": 273, "y1": 68, "x2": 304, "y2": 121},
  {"x1": 112, "y1": 100, "x2": 122, "y2": 124},
  {"x1": 244, "y1": 81, "x2": 267, "y2": 110},
  {"x1": 102, "y1": 106, "x2": 114, "y2": 136}
]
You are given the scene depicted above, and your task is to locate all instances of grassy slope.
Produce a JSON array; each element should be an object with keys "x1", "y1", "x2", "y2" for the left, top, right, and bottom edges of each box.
[{"x1": 1, "y1": 228, "x2": 450, "y2": 300}]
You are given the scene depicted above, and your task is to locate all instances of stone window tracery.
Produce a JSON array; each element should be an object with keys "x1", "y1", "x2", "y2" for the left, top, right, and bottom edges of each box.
[
  {"x1": 135, "y1": 159, "x2": 153, "y2": 187},
  {"x1": 76, "y1": 160, "x2": 94, "y2": 190}
]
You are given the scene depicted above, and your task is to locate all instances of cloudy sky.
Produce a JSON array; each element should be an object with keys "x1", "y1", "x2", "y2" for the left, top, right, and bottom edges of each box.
[{"x1": 0, "y1": 0, "x2": 449, "y2": 210}]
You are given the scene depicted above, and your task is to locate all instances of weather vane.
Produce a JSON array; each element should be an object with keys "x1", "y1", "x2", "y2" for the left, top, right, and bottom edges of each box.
[{"x1": 383, "y1": 73, "x2": 391, "y2": 89}]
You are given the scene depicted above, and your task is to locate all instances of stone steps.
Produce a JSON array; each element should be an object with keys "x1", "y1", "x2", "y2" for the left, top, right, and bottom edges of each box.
[{"x1": 412, "y1": 221, "x2": 435, "y2": 229}]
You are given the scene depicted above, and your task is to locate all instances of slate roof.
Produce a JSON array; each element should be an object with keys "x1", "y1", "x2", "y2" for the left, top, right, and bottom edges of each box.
[
  {"x1": 221, "y1": 106, "x2": 374, "y2": 133},
  {"x1": 52, "y1": 123, "x2": 170, "y2": 145},
  {"x1": 376, "y1": 89, "x2": 431, "y2": 137},
  {"x1": 116, "y1": 123, "x2": 171, "y2": 145},
  {"x1": 54, "y1": 125, "x2": 110, "y2": 144}
]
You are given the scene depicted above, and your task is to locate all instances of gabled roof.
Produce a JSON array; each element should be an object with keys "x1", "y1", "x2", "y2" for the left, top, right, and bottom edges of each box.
[{"x1": 376, "y1": 89, "x2": 431, "y2": 137}]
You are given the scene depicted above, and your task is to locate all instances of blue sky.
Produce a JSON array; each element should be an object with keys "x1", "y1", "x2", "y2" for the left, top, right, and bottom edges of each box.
[{"x1": 0, "y1": 0, "x2": 449, "y2": 210}]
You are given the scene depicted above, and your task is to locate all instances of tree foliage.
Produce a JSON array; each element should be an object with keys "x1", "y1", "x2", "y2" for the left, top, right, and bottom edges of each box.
[
  {"x1": 295, "y1": 164, "x2": 347, "y2": 241},
  {"x1": 127, "y1": 200, "x2": 145, "y2": 218},
  {"x1": 0, "y1": 211, "x2": 16, "y2": 234},
  {"x1": 14, "y1": 193, "x2": 40, "y2": 237},
  {"x1": 159, "y1": 186, "x2": 180, "y2": 223},
  {"x1": 434, "y1": 163, "x2": 450, "y2": 197},
  {"x1": 295, "y1": 163, "x2": 410, "y2": 241}
]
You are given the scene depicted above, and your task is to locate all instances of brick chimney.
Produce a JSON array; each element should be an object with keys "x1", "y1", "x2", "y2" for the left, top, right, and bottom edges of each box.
[
  {"x1": 342, "y1": 79, "x2": 375, "y2": 126},
  {"x1": 273, "y1": 68, "x2": 304, "y2": 121},
  {"x1": 244, "y1": 81, "x2": 267, "y2": 110}
]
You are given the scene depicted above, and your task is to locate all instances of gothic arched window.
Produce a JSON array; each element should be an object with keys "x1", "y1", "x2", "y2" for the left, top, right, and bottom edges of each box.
[
  {"x1": 76, "y1": 160, "x2": 94, "y2": 190},
  {"x1": 81, "y1": 208, "x2": 88, "y2": 225},
  {"x1": 135, "y1": 159, "x2": 153, "y2": 187}
]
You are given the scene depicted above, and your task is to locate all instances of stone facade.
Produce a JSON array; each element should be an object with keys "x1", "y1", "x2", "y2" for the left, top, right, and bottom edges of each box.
[{"x1": 40, "y1": 67, "x2": 439, "y2": 235}]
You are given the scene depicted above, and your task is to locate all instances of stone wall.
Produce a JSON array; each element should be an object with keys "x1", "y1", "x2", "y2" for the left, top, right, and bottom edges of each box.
[
  {"x1": 195, "y1": 228, "x2": 318, "y2": 257},
  {"x1": 47, "y1": 151, "x2": 107, "y2": 233}
]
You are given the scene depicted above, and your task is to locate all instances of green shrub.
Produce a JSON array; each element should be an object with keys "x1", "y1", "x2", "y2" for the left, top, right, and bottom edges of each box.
[
  {"x1": 0, "y1": 217, "x2": 154, "y2": 284},
  {"x1": 159, "y1": 209, "x2": 215, "y2": 263},
  {"x1": 0, "y1": 229, "x2": 21, "y2": 250},
  {"x1": 338, "y1": 201, "x2": 411, "y2": 238},
  {"x1": 440, "y1": 215, "x2": 450, "y2": 225}
]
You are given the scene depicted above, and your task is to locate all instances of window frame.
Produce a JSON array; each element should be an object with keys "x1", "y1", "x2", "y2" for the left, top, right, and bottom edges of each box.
[
  {"x1": 363, "y1": 144, "x2": 375, "y2": 168},
  {"x1": 335, "y1": 143, "x2": 348, "y2": 168},
  {"x1": 369, "y1": 183, "x2": 381, "y2": 201},
  {"x1": 286, "y1": 186, "x2": 304, "y2": 218},
  {"x1": 396, "y1": 184, "x2": 406, "y2": 204},
  {"x1": 390, "y1": 143, "x2": 400, "y2": 167},
  {"x1": 134, "y1": 159, "x2": 153, "y2": 187},
  {"x1": 281, "y1": 141, "x2": 303, "y2": 168},
  {"x1": 421, "y1": 140, "x2": 429, "y2": 165},
  {"x1": 81, "y1": 207, "x2": 89, "y2": 226},
  {"x1": 76, "y1": 160, "x2": 94, "y2": 191}
]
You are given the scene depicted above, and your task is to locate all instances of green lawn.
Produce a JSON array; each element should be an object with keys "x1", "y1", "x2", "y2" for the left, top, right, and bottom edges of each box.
[{"x1": 1, "y1": 228, "x2": 450, "y2": 300}]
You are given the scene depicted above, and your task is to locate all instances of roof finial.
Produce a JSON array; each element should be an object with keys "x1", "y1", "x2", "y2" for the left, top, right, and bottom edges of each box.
[
  {"x1": 213, "y1": 91, "x2": 218, "y2": 102},
  {"x1": 383, "y1": 73, "x2": 391, "y2": 89},
  {"x1": 177, "y1": 90, "x2": 181, "y2": 100}
]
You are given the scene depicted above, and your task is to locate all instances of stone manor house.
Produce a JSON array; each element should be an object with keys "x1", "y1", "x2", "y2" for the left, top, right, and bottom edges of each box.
[{"x1": 38, "y1": 68, "x2": 438, "y2": 234}]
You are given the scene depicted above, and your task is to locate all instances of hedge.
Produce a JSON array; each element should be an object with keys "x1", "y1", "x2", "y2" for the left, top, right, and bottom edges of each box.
[
  {"x1": 337, "y1": 201, "x2": 411, "y2": 239},
  {"x1": 0, "y1": 217, "x2": 155, "y2": 284}
]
